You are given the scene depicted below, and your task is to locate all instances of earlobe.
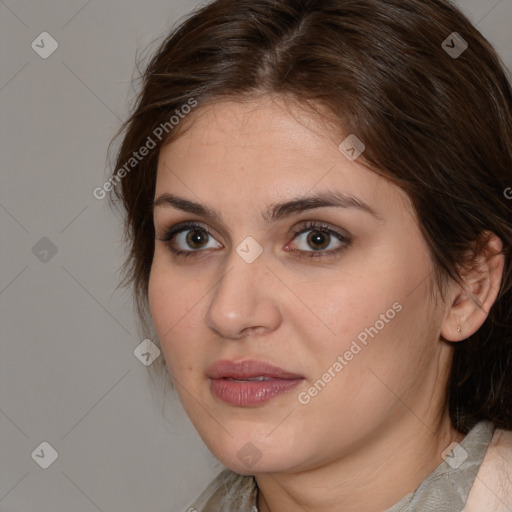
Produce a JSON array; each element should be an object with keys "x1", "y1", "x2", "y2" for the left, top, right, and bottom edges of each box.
[{"x1": 440, "y1": 232, "x2": 505, "y2": 343}]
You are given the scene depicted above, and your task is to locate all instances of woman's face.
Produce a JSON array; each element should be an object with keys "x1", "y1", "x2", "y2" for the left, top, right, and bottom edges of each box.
[{"x1": 148, "y1": 96, "x2": 453, "y2": 475}]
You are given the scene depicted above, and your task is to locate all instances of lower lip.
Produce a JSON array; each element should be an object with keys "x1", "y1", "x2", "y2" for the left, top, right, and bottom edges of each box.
[{"x1": 210, "y1": 378, "x2": 303, "y2": 406}]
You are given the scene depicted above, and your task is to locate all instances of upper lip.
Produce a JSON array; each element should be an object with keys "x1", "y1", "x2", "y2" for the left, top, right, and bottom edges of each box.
[{"x1": 207, "y1": 359, "x2": 304, "y2": 380}]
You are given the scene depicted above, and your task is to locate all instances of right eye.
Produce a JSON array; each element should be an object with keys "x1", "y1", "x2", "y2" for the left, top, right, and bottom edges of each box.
[{"x1": 158, "y1": 221, "x2": 223, "y2": 258}]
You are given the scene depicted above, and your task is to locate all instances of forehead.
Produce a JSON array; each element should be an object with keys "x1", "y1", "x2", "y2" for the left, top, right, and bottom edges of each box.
[
  {"x1": 154, "y1": 97, "x2": 412, "y2": 219},
  {"x1": 162, "y1": 96, "x2": 341, "y2": 159}
]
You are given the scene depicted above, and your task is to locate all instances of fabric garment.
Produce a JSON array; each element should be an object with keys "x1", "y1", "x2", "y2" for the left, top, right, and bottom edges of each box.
[{"x1": 188, "y1": 421, "x2": 512, "y2": 511}]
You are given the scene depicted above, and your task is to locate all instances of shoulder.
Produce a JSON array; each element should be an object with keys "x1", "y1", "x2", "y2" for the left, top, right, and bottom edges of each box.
[
  {"x1": 463, "y1": 428, "x2": 512, "y2": 512},
  {"x1": 187, "y1": 469, "x2": 258, "y2": 512}
]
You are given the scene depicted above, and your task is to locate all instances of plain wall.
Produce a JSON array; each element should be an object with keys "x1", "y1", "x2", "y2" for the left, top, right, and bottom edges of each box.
[{"x1": 1, "y1": 1, "x2": 510, "y2": 511}]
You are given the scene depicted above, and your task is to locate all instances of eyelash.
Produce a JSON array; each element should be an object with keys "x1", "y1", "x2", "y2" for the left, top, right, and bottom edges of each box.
[{"x1": 157, "y1": 221, "x2": 351, "y2": 260}]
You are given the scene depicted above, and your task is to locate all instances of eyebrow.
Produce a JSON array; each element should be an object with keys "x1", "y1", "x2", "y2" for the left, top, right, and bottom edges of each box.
[{"x1": 152, "y1": 190, "x2": 380, "y2": 223}]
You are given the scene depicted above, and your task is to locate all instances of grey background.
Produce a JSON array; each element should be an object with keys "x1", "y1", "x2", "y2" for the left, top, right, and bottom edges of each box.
[{"x1": 1, "y1": 1, "x2": 510, "y2": 511}]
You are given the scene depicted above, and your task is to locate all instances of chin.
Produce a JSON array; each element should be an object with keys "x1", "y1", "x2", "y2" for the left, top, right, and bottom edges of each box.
[
  {"x1": 202, "y1": 428, "x2": 306, "y2": 476},
  {"x1": 220, "y1": 453, "x2": 295, "y2": 476}
]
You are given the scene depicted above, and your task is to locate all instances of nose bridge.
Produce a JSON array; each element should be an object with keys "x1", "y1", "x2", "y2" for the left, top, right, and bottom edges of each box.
[{"x1": 204, "y1": 249, "x2": 280, "y2": 339}]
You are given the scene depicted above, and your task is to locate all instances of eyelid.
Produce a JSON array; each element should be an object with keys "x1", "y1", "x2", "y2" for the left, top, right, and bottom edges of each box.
[
  {"x1": 290, "y1": 220, "x2": 350, "y2": 240},
  {"x1": 157, "y1": 220, "x2": 218, "y2": 243}
]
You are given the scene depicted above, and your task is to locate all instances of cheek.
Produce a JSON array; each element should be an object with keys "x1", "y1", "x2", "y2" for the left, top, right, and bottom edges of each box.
[
  {"x1": 294, "y1": 244, "x2": 436, "y2": 386},
  {"x1": 309, "y1": 278, "x2": 438, "y2": 410},
  {"x1": 148, "y1": 259, "x2": 205, "y2": 373},
  {"x1": 290, "y1": 262, "x2": 403, "y2": 357},
  {"x1": 148, "y1": 261, "x2": 175, "y2": 337}
]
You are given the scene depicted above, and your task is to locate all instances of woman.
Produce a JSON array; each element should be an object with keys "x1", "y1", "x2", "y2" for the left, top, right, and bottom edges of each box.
[{"x1": 109, "y1": 0, "x2": 512, "y2": 510}]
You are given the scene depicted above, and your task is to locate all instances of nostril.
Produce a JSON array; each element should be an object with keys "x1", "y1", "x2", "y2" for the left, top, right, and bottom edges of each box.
[{"x1": 241, "y1": 326, "x2": 266, "y2": 337}]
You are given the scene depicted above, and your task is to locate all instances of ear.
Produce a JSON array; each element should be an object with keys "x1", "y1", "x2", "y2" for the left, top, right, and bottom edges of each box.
[{"x1": 441, "y1": 232, "x2": 505, "y2": 342}]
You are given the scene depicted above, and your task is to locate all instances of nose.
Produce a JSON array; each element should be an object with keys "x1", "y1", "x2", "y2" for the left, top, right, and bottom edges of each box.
[{"x1": 204, "y1": 251, "x2": 282, "y2": 340}]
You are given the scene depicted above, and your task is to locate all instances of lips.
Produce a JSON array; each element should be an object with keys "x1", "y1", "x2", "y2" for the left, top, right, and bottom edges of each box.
[
  {"x1": 207, "y1": 359, "x2": 304, "y2": 406},
  {"x1": 207, "y1": 359, "x2": 303, "y2": 380}
]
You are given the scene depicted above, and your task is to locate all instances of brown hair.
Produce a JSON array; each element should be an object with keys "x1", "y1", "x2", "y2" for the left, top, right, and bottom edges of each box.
[{"x1": 108, "y1": 0, "x2": 512, "y2": 434}]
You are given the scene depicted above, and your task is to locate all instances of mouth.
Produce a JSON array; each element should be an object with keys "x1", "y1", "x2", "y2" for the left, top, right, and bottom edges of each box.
[
  {"x1": 226, "y1": 376, "x2": 272, "y2": 382},
  {"x1": 206, "y1": 359, "x2": 305, "y2": 407}
]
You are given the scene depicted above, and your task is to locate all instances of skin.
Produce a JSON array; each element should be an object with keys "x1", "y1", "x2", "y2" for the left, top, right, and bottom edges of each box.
[{"x1": 148, "y1": 95, "x2": 504, "y2": 512}]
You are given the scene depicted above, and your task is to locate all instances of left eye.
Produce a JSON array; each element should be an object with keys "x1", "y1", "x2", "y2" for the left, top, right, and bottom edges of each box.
[{"x1": 288, "y1": 226, "x2": 346, "y2": 254}]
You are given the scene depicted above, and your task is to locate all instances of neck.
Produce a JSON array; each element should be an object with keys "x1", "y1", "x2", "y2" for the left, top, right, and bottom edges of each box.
[{"x1": 256, "y1": 412, "x2": 465, "y2": 512}]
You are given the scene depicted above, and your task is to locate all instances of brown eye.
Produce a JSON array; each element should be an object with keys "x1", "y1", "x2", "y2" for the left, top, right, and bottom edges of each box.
[
  {"x1": 185, "y1": 228, "x2": 210, "y2": 249},
  {"x1": 287, "y1": 221, "x2": 351, "y2": 258},
  {"x1": 306, "y1": 230, "x2": 331, "y2": 251},
  {"x1": 158, "y1": 221, "x2": 223, "y2": 257}
]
